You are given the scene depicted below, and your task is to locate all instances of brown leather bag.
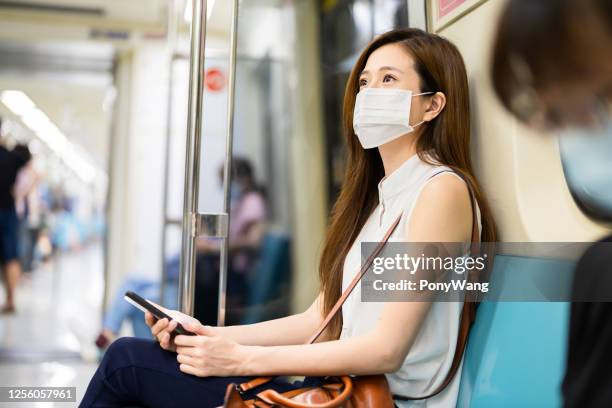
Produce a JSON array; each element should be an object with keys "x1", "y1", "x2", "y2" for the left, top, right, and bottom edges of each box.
[{"x1": 223, "y1": 171, "x2": 480, "y2": 408}]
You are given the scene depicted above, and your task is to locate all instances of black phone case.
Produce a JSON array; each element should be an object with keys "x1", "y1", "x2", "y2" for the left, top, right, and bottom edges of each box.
[{"x1": 125, "y1": 291, "x2": 196, "y2": 336}]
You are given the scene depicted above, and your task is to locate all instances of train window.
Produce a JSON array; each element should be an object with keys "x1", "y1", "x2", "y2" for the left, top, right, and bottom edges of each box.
[{"x1": 558, "y1": 125, "x2": 612, "y2": 224}]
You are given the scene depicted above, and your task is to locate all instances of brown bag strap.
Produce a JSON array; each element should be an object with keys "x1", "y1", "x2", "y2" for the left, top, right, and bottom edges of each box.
[
  {"x1": 307, "y1": 212, "x2": 403, "y2": 344},
  {"x1": 394, "y1": 169, "x2": 480, "y2": 401},
  {"x1": 239, "y1": 212, "x2": 403, "y2": 393}
]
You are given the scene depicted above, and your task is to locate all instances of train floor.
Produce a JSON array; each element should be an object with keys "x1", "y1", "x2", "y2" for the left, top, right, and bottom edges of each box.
[{"x1": 0, "y1": 243, "x2": 104, "y2": 406}]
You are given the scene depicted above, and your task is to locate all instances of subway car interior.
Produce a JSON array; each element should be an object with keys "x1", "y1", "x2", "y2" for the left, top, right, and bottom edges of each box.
[{"x1": 0, "y1": 0, "x2": 610, "y2": 407}]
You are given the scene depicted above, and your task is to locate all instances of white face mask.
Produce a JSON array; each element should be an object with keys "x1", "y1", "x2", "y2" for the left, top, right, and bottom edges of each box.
[{"x1": 353, "y1": 88, "x2": 433, "y2": 149}]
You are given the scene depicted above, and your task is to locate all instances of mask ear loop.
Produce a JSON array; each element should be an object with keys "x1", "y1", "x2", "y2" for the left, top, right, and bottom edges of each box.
[
  {"x1": 410, "y1": 91, "x2": 437, "y2": 127},
  {"x1": 413, "y1": 91, "x2": 435, "y2": 97}
]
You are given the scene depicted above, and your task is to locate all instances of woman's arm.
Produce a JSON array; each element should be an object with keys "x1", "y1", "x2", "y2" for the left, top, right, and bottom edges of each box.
[
  {"x1": 209, "y1": 291, "x2": 333, "y2": 346},
  {"x1": 174, "y1": 174, "x2": 473, "y2": 377},
  {"x1": 149, "y1": 291, "x2": 331, "y2": 350},
  {"x1": 237, "y1": 300, "x2": 431, "y2": 376}
]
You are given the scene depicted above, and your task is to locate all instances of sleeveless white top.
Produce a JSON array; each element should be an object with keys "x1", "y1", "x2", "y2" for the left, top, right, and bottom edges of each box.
[{"x1": 339, "y1": 153, "x2": 482, "y2": 407}]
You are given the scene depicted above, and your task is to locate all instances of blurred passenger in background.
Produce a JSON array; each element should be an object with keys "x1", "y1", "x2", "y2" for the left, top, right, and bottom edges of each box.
[
  {"x1": 195, "y1": 156, "x2": 267, "y2": 325},
  {"x1": 0, "y1": 119, "x2": 32, "y2": 314},
  {"x1": 13, "y1": 145, "x2": 41, "y2": 274},
  {"x1": 225, "y1": 158, "x2": 267, "y2": 276},
  {"x1": 95, "y1": 156, "x2": 268, "y2": 350},
  {"x1": 492, "y1": 1, "x2": 612, "y2": 407},
  {"x1": 49, "y1": 195, "x2": 85, "y2": 252}
]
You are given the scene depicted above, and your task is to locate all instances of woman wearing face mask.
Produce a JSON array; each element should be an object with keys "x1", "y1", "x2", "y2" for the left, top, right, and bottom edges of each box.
[
  {"x1": 81, "y1": 28, "x2": 496, "y2": 408},
  {"x1": 492, "y1": 1, "x2": 612, "y2": 407}
]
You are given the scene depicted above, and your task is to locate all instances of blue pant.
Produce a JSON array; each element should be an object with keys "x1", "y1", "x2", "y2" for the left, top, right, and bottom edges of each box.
[
  {"x1": 0, "y1": 209, "x2": 19, "y2": 263},
  {"x1": 80, "y1": 337, "x2": 323, "y2": 407},
  {"x1": 103, "y1": 277, "x2": 178, "y2": 338}
]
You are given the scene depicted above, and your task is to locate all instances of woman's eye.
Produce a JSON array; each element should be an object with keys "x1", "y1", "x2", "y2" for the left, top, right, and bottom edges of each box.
[
  {"x1": 383, "y1": 74, "x2": 396, "y2": 83},
  {"x1": 359, "y1": 78, "x2": 368, "y2": 87}
]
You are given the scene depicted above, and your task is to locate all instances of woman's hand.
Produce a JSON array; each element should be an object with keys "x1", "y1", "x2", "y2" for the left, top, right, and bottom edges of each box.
[
  {"x1": 174, "y1": 322, "x2": 250, "y2": 377},
  {"x1": 144, "y1": 303, "x2": 202, "y2": 352}
]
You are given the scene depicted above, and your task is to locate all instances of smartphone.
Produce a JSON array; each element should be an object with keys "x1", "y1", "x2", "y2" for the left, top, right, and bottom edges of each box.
[{"x1": 124, "y1": 291, "x2": 195, "y2": 336}]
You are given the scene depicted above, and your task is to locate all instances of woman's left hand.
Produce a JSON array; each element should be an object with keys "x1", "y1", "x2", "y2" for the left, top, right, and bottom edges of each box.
[{"x1": 174, "y1": 322, "x2": 248, "y2": 377}]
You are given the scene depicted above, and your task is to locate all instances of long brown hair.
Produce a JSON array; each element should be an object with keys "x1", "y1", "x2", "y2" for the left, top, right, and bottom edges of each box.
[{"x1": 318, "y1": 28, "x2": 497, "y2": 340}]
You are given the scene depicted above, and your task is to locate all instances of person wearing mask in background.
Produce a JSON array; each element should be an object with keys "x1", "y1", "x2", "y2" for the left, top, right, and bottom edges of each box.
[
  {"x1": 195, "y1": 156, "x2": 267, "y2": 325},
  {"x1": 95, "y1": 158, "x2": 267, "y2": 349},
  {"x1": 491, "y1": 1, "x2": 612, "y2": 406},
  {"x1": 0, "y1": 119, "x2": 32, "y2": 314}
]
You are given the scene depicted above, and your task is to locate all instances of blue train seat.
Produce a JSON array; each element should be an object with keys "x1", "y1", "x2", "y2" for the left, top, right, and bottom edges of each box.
[
  {"x1": 457, "y1": 255, "x2": 574, "y2": 407},
  {"x1": 241, "y1": 231, "x2": 291, "y2": 324}
]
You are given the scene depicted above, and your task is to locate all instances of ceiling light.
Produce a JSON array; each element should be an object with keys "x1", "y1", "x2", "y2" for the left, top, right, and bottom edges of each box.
[{"x1": 0, "y1": 90, "x2": 100, "y2": 184}]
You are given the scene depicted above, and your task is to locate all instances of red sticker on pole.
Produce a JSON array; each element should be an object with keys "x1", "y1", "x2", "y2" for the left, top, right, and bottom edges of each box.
[{"x1": 205, "y1": 67, "x2": 226, "y2": 92}]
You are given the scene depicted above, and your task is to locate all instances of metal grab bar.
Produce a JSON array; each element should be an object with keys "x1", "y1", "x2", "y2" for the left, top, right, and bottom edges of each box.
[
  {"x1": 217, "y1": 0, "x2": 240, "y2": 327},
  {"x1": 178, "y1": 0, "x2": 240, "y2": 325},
  {"x1": 159, "y1": 0, "x2": 183, "y2": 311},
  {"x1": 178, "y1": 0, "x2": 208, "y2": 315}
]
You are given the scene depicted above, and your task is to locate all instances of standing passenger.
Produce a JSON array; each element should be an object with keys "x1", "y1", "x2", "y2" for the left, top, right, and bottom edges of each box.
[{"x1": 0, "y1": 121, "x2": 31, "y2": 314}]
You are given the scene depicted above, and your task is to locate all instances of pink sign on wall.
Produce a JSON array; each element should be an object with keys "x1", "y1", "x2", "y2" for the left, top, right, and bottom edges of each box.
[{"x1": 438, "y1": 0, "x2": 467, "y2": 18}]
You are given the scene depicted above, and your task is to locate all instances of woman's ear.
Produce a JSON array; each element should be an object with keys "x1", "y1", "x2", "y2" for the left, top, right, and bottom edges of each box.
[{"x1": 423, "y1": 92, "x2": 447, "y2": 122}]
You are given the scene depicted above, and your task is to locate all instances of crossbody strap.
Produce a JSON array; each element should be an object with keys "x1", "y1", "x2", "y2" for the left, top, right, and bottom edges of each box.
[
  {"x1": 306, "y1": 212, "x2": 403, "y2": 344},
  {"x1": 239, "y1": 212, "x2": 403, "y2": 393}
]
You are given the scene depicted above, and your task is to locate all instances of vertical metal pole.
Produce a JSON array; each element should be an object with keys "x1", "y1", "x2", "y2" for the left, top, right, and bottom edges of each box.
[
  {"x1": 159, "y1": 71, "x2": 172, "y2": 305},
  {"x1": 101, "y1": 58, "x2": 119, "y2": 322},
  {"x1": 160, "y1": 0, "x2": 178, "y2": 308},
  {"x1": 179, "y1": 0, "x2": 207, "y2": 315},
  {"x1": 217, "y1": 0, "x2": 240, "y2": 326}
]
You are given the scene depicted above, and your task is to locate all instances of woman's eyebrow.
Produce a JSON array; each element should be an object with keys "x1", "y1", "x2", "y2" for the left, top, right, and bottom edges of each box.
[
  {"x1": 360, "y1": 66, "x2": 404, "y2": 76},
  {"x1": 379, "y1": 66, "x2": 404, "y2": 73}
]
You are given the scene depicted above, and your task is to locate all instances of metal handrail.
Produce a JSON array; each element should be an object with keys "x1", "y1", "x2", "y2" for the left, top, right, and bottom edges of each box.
[
  {"x1": 178, "y1": 0, "x2": 208, "y2": 315},
  {"x1": 178, "y1": 0, "x2": 240, "y2": 326},
  {"x1": 217, "y1": 0, "x2": 239, "y2": 326},
  {"x1": 159, "y1": 0, "x2": 182, "y2": 310}
]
